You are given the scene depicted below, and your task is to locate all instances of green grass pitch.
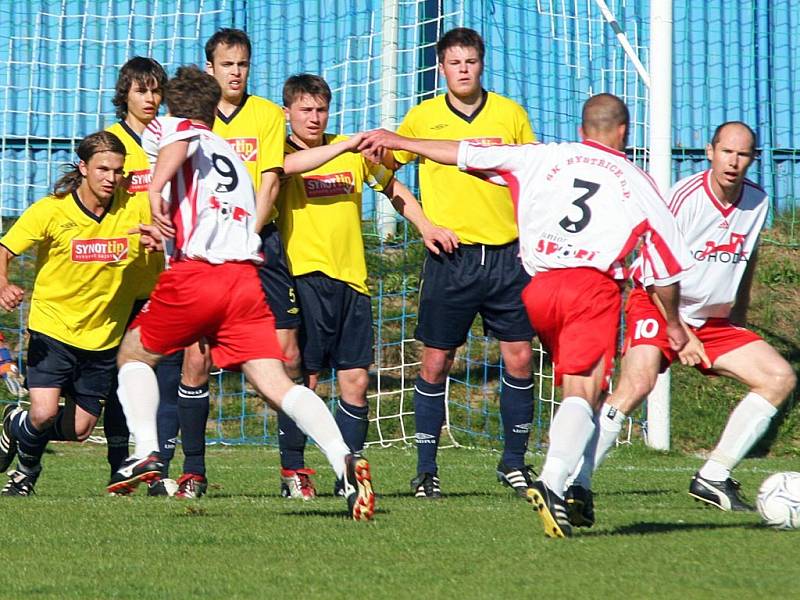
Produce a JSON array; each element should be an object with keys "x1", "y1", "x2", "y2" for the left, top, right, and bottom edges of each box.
[{"x1": 2, "y1": 443, "x2": 797, "y2": 599}]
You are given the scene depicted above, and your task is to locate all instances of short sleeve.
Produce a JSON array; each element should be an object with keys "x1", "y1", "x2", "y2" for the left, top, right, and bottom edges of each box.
[
  {"x1": 257, "y1": 100, "x2": 285, "y2": 174},
  {"x1": 0, "y1": 198, "x2": 51, "y2": 255}
]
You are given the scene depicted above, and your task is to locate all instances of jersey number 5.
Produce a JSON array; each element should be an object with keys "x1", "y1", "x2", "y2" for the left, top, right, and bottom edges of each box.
[{"x1": 560, "y1": 178, "x2": 599, "y2": 234}]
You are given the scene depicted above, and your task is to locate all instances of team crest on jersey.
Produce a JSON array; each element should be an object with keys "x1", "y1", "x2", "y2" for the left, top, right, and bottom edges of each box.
[
  {"x1": 71, "y1": 238, "x2": 129, "y2": 263},
  {"x1": 126, "y1": 169, "x2": 152, "y2": 193},
  {"x1": 226, "y1": 138, "x2": 258, "y2": 162},
  {"x1": 694, "y1": 233, "x2": 748, "y2": 263},
  {"x1": 463, "y1": 137, "x2": 503, "y2": 146},
  {"x1": 303, "y1": 172, "x2": 355, "y2": 197}
]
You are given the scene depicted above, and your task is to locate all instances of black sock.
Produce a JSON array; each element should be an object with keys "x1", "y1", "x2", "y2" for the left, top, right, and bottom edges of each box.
[
  {"x1": 413, "y1": 376, "x2": 446, "y2": 475},
  {"x1": 11, "y1": 411, "x2": 48, "y2": 473},
  {"x1": 334, "y1": 400, "x2": 369, "y2": 453},
  {"x1": 499, "y1": 374, "x2": 534, "y2": 468},
  {"x1": 155, "y1": 352, "x2": 183, "y2": 475},
  {"x1": 177, "y1": 383, "x2": 209, "y2": 476},
  {"x1": 278, "y1": 410, "x2": 307, "y2": 470}
]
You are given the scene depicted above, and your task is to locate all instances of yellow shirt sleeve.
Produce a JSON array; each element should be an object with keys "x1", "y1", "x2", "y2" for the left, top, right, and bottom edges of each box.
[
  {"x1": 0, "y1": 198, "x2": 50, "y2": 255},
  {"x1": 517, "y1": 106, "x2": 536, "y2": 144},
  {"x1": 257, "y1": 101, "x2": 285, "y2": 176}
]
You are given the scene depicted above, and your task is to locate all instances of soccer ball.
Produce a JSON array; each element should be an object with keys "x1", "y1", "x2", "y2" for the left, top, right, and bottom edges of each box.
[{"x1": 756, "y1": 472, "x2": 800, "y2": 530}]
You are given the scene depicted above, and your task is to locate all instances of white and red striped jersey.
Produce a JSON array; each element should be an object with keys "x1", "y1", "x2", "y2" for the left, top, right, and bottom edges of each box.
[
  {"x1": 635, "y1": 169, "x2": 768, "y2": 327},
  {"x1": 457, "y1": 139, "x2": 692, "y2": 284},
  {"x1": 142, "y1": 116, "x2": 262, "y2": 265}
]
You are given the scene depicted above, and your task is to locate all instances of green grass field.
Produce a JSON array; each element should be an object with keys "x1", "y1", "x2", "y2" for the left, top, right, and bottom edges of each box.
[{"x1": 2, "y1": 443, "x2": 797, "y2": 599}]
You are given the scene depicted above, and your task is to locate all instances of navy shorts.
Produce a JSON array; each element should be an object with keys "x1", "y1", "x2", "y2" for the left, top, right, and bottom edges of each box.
[
  {"x1": 295, "y1": 272, "x2": 373, "y2": 372},
  {"x1": 415, "y1": 241, "x2": 534, "y2": 349},
  {"x1": 258, "y1": 223, "x2": 301, "y2": 329},
  {"x1": 25, "y1": 330, "x2": 117, "y2": 417}
]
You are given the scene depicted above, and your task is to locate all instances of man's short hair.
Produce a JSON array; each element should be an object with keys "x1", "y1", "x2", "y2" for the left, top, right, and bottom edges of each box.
[
  {"x1": 581, "y1": 93, "x2": 630, "y2": 133},
  {"x1": 164, "y1": 65, "x2": 221, "y2": 127},
  {"x1": 710, "y1": 121, "x2": 757, "y2": 153},
  {"x1": 283, "y1": 73, "x2": 332, "y2": 107},
  {"x1": 112, "y1": 57, "x2": 167, "y2": 120},
  {"x1": 205, "y1": 28, "x2": 251, "y2": 62},
  {"x1": 436, "y1": 27, "x2": 485, "y2": 63}
]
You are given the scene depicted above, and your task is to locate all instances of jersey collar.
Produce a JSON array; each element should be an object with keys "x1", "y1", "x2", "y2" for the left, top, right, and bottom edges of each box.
[
  {"x1": 216, "y1": 93, "x2": 250, "y2": 125},
  {"x1": 286, "y1": 133, "x2": 330, "y2": 152},
  {"x1": 581, "y1": 139, "x2": 626, "y2": 158},
  {"x1": 445, "y1": 89, "x2": 488, "y2": 124},
  {"x1": 118, "y1": 120, "x2": 142, "y2": 147},
  {"x1": 702, "y1": 169, "x2": 742, "y2": 217},
  {"x1": 72, "y1": 190, "x2": 112, "y2": 223}
]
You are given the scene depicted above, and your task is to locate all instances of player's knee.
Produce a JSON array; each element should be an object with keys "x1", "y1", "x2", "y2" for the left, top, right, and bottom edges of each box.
[
  {"x1": 282, "y1": 345, "x2": 302, "y2": 377},
  {"x1": 501, "y1": 345, "x2": 533, "y2": 376},
  {"x1": 763, "y1": 360, "x2": 797, "y2": 404},
  {"x1": 29, "y1": 405, "x2": 57, "y2": 430},
  {"x1": 74, "y1": 422, "x2": 95, "y2": 442}
]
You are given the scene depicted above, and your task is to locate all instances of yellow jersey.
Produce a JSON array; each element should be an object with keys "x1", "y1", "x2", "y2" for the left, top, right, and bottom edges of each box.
[
  {"x1": 212, "y1": 94, "x2": 285, "y2": 222},
  {"x1": 0, "y1": 190, "x2": 152, "y2": 351},
  {"x1": 277, "y1": 134, "x2": 394, "y2": 295},
  {"x1": 395, "y1": 91, "x2": 535, "y2": 245},
  {"x1": 106, "y1": 121, "x2": 164, "y2": 299}
]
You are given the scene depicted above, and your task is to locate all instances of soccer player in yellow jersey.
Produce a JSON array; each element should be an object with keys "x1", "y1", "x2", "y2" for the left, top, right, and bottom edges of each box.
[
  {"x1": 102, "y1": 57, "x2": 186, "y2": 493},
  {"x1": 277, "y1": 74, "x2": 457, "y2": 498},
  {"x1": 384, "y1": 28, "x2": 538, "y2": 499},
  {"x1": 0, "y1": 132, "x2": 148, "y2": 496}
]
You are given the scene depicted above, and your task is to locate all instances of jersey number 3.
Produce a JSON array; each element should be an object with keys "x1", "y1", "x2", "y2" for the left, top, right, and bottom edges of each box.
[{"x1": 560, "y1": 178, "x2": 599, "y2": 234}]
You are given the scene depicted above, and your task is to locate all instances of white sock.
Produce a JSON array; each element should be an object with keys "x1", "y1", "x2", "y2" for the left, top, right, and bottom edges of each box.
[
  {"x1": 540, "y1": 396, "x2": 595, "y2": 498},
  {"x1": 699, "y1": 392, "x2": 777, "y2": 481},
  {"x1": 117, "y1": 361, "x2": 160, "y2": 459},
  {"x1": 280, "y1": 385, "x2": 350, "y2": 479},
  {"x1": 568, "y1": 410, "x2": 602, "y2": 490},
  {"x1": 593, "y1": 402, "x2": 628, "y2": 470}
]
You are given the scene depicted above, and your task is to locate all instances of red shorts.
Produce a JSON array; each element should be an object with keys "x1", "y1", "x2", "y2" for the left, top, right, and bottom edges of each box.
[
  {"x1": 624, "y1": 287, "x2": 763, "y2": 373},
  {"x1": 522, "y1": 268, "x2": 621, "y2": 389},
  {"x1": 131, "y1": 260, "x2": 284, "y2": 370}
]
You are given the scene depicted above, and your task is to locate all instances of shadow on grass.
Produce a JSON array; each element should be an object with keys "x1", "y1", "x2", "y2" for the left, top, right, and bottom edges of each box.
[
  {"x1": 376, "y1": 490, "x2": 497, "y2": 499},
  {"x1": 600, "y1": 489, "x2": 674, "y2": 497},
  {"x1": 585, "y1": 521, "x2": 755, "y2": 536}
]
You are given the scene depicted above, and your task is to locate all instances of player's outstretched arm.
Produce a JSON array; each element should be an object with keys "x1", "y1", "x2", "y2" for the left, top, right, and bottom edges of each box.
[
  {"x1": 283, "y1": 133, "x2": 366, "y2": 176},
  {"x1": 383, "y1": 179, "x2": 459, "y2": 255},
  {"x1": 652, "y1": 282, "x2": 689, "y2": 352},
  {"x1": 0, "y1": 246, "x2": 24, "y2": 311},
  {"x1": 149, "y1": 139, "x2": 191, "y2": 239},
  {"x1": 359, "y1": 129, "x2": 459, "y2": 166}
]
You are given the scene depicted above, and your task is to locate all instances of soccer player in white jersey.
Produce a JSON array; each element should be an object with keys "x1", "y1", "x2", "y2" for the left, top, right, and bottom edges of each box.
[
  {"x1": 568, "y1": 122, "x2": 796, "y2": 516},
  {"x1": 360, "y1": 93, "x2": 693, "y2": 536},
  {"x1": 107, "y1": 66, "x2": 375, "y2": 521}
]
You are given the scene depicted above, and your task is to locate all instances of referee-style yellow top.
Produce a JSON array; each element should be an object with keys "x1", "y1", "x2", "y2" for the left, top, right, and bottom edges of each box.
[
  {"x1": 395, "y1": 91, "x2": 535, "y2": 245},
  {"x1": 106, "y1": 121, "x2": 164, "y2": 299},
  {"x1": 277, "y1": 134, "x2": 394, "y2": 295},
  {"x1": 0, "y1": 190, "x2": 151, "y2": 351},
  {"x1": 213, "y1": 94, "x2": 285, "y2": 222}
]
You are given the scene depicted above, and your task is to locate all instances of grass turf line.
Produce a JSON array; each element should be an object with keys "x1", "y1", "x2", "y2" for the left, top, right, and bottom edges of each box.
[{"x1": 1, "y1": 443, "x2": 797, "y2": 599}]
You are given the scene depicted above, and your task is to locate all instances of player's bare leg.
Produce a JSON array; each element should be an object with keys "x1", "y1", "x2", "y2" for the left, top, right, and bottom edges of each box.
[
  {"x1": 690, "y1": 340, "x2": 796, "y2": 511},
  {"x1": 242, "y1": 358, "x2": 375, "y2": 521}
]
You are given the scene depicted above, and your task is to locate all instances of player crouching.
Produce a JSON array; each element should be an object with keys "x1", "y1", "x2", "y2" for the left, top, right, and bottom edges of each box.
[{"x1": 107, "y1": 65, "x2": 375, "y2": 520}]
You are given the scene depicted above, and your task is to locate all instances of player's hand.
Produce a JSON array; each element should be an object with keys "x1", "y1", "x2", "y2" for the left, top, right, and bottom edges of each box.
[
  {"x1": 0, "y1": 283, "x2": 24, "y2": 312},
  {"x1": 129, "y1": 224, "x2": 164, "y2": 252},
  {"x1": 358, "y1": 129, "x2": 405, "y2": 162},
  {"x1": 420, "y1": 223, "x2": 460, "y2": 255},
  {"x1": 677, "y1": 329, "x2": 711, "y2": 368},
  {"x1": 149, "y1": 190, "x2": 176, "y2": 239},
  {"x1": 343, "y1": 132, "x2": 365, "y2": 152},
  {"x1": 665, "y1": 320, "x2": 689, "y2": 352}
]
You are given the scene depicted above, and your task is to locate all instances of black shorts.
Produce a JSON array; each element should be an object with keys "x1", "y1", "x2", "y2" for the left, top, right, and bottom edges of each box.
[
  {"x1": 258, "y1": 222, "x2": 301, "y2": 329},
  {"x1": 295, "y1": 272, "x2": 373, "y2": 372},
  {"x1": 25, "y1": 330, "x2": 117, "y2": 418},
  {"x1": 415, "y1": 241, "x2": 535, "y2": 349}
]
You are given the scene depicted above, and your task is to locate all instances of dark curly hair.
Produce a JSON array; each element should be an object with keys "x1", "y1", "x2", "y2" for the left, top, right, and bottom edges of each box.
[{"x1": 112, "y1": 56, "x2": 167, "y2": 121}]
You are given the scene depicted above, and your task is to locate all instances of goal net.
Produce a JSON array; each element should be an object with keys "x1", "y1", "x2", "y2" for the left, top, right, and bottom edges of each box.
[{"x1": 0, "y1": 0, "x2": 653, "y2": 450}]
